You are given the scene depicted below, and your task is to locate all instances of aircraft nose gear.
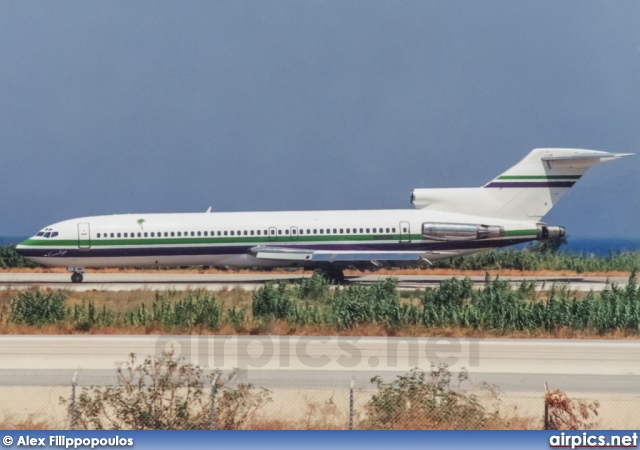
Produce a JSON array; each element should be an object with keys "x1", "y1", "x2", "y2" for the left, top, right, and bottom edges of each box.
[
  {"x1": 67, "y1": 267, "x2": 85, "y2": 283},
  {"x1": 70, "y1": 272, "x2": 83, "y2": 283}
]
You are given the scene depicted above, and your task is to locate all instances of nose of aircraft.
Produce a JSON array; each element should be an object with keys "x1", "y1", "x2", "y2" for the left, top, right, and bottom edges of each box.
[{"x1": 15, "y1": 241, "x2": 27, "y2": 256}]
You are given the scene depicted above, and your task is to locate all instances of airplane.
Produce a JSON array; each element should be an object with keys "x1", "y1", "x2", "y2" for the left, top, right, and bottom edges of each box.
[{"x1": 16, "y1": 148, "x2": 631, "y2": 283}]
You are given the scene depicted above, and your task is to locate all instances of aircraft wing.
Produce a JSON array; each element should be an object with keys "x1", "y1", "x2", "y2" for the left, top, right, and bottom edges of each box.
[{"x1": 249, "y1": 246, "x2": 429, "y2": 263}]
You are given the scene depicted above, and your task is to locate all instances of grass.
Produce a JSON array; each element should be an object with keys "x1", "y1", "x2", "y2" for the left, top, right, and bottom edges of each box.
[{"x1": 2, "y1": 273, "x2": 640, "y2": 338}]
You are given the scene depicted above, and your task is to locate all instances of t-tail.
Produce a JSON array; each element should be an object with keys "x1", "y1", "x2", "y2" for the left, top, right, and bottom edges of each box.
[{"x1": 411, "y1": 148, "x2": 632, "y2": 221}]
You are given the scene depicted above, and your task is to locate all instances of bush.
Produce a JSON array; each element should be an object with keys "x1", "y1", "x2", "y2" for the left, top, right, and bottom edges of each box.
[
  {"x1": 545, "y1": 387, "x2": 600, "y2": 430},
  {"x1": 63, "y1": 351, "x2": 271, "y2": 430},
  {"x1": 331, "y1": 278, "x2": 419, "y2": 330},
  {"x1": 0, "y1": 243, "x2": 40, "y2": 268},
  {"x1": 363, "y1": 365, "x2": 498, "y2": 429},
  {"x1": 8, "y1": 291, "x2": 68, "y2": 326},
  {"x1": 124, "y1": 292, "x2": 223, "y2": 330}
]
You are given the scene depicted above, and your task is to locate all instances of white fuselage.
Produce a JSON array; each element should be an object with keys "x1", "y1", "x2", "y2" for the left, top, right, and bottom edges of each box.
[{"x1": 17, "y1": 208, "x2": 541, "y2": 271}]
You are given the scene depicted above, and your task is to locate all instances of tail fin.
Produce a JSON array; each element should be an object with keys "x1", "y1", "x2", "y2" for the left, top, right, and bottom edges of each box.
[{"x1": 411, "y1": 148, "x2": 632, "y2": 221}]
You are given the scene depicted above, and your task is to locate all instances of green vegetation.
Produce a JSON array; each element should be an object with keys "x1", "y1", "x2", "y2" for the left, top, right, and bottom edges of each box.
[
  {"x1": 0, "y1": 243, "x2": 40, "y2": 268},
  {"x1": 62, "y1": 351, "x2": 271, "y2": 430},
  {"x1": 363, "y1": 365, "x2": 503, "y2": 429},
  {"x1": 431, "y1": 242, "x2": 640, "y2": 273},
  {"x1": 3, "y1": 272, "x2": 640, "y2": 336},
  {"x1": 8, "y1": 291, "x2": 68, "y2": 325}
]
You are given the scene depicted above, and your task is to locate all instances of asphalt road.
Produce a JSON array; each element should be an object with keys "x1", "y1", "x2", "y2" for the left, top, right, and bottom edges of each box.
[
  {"x1": 0, "y1": 272, "x2": 630, "y2": 291},
  {"x1": 1, "y1": 335, "x2": 638, "y2": 394}
]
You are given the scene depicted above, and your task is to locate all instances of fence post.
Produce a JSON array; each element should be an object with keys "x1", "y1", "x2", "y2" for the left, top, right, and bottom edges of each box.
[
  {"x1": 210, "y1": 373, "x2": 220, "y2": 430},
  {"x1": 349, "y1": 376, "x2": 354, "y2": 430},
  {"x1": 70, "y1": 371, "x2": 78, "y2": 430},
  {"x1": 544, "y1": 382, "x2": 549, "y2": 430}
]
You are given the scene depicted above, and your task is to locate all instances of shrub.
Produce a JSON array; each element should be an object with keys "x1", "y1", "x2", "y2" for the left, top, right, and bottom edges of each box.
[
  {"x1": 63, "y1": 351, "x2": 271, "y2": 430},
  {"x1": 363, "y1": 365, "x2": 498, "y2": 429},
  {"x1": 8, "y1": 291, "x2": 68, "y2": 326},
  {"x1": 545, "y1": 387, "x2": 599, "y2": 430}
]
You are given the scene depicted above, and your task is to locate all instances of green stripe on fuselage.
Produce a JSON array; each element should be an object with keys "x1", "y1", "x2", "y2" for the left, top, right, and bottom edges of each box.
[{"x1": 21, "y1": 230, "x2": 537, "y2": 247}]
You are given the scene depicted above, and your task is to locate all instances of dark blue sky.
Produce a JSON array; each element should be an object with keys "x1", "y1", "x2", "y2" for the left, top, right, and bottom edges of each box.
[{"x1": 1, "y1": 1, "x2": 638, "y2": 238}]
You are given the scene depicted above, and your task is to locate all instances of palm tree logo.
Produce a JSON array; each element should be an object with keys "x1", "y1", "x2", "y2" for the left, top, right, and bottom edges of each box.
[{"x1": 137, "y1": 218, "x2": 146, "y2": 230}]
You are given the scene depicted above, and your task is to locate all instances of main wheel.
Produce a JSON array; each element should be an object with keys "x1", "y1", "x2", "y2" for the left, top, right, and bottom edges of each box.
[
  {"x1": 71, "y1": 272, "x2": 83, "y2": 283},
  {"x1": 316, "y1": 268, "x2": 345, "y2": 284}
]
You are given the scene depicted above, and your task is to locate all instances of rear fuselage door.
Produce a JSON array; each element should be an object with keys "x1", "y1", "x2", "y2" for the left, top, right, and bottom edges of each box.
[{"x1": 78, "y1": 222, "x2": 91, "y2": 249}]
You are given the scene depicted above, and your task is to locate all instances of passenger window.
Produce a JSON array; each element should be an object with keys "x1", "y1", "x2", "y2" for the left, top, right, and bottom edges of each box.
[
  {"x1": 346, "y1": 229, "x2": 350, "y2": 234},
  {"x1": 203, "y1": 231, "x2": 207, "y2": 236},
  {"x1": 110, "y1": 233, "x2": 115, "y2": 238},
  {"x1": 124, "y1": 233, "x2": 128, "y2": 238},
  {"x1": 285, "y1": 230, "x2": 289, "y2": 235},
  {"x1": 144, "y1": 232, "x2": 148, "y2": 237},
  {"x1": 178, "y1": 232, "x2": 182, "y2": 237},
  {"x1": 224, "y1": 231, "x2": 228, "y2": 236},
  {"x1": 230, "y1": 231, "x2": 234, "y2": 236},
  {"x1": 386, "y1": 228, "x2": 390, "y2": 233},
  {"x1": 403, "y1": 228, "x2": 407, "y2": 232},
  {"x1": 150, "y1": 233, "x2": 154, "y2": 237},
  {"x1": 250, "y1": 230, "x2": 254, "y2": 235},
  {"x1": 333, "y1": 229, "x2": 337, "y2": 233},
  {"x1": 97, "y1": 233, "x2": 101, "y2": 238},
  {"x1": 359, "y1": 228, "x2": 363, "y2": 233},
  {"x1": 256, "y1": 230, "x2": 260, "y2": 235},
  {"x1": 171, "y1": 232, "x2": 175, "y2": 237},
  {"x1": 244, "y1": 231, "x2": 248, "y2": 236},
  {"x1": 217, "y1": 231, "x2": 221, "y2": 236},
  {"x1": 197, "y1": 231, "x2": 201, "y2": 236},
  {"x1": 190, "y1": 232, "x2": 195, "y2": 237},
  {"x1": 366, "y1": 228, "x2": 370, "y2": 233},
  {"x1": 320, "y1": 229, "x2": 324, "y2": 234},
  {"x1": 340, "y1": 228, "x2": 343, "y2": 233},
  {"x1": 277, "y1": 230, "x2": 281, "y2": 235},
  {"x1": 313, "y1": 229, "x2": 317, "y2": 234},
  {"x1": 392, "y1": 228, "x2": 396, "y2": 232}
]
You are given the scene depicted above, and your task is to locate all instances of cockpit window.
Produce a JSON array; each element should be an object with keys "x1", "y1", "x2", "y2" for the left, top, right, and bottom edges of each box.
[
  {"x1": 36, "y1": 232, "x2": 44, "y2": 236},
  {"x1": 43, "y1": 232, "x2": 51, "y2": 238},
  {"x1": 51, "y1": 232, "x2": 59, "y2": 237}
]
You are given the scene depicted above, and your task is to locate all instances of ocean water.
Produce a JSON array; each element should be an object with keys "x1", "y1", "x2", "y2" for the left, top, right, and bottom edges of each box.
[{"x1": 1, "y1": 235, "x2": 639, "y2": 256}]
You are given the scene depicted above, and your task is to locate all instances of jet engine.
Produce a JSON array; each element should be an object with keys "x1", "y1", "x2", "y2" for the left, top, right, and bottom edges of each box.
[{"x1": 422, "y1": 222, "x2": 505, "y2": 241}]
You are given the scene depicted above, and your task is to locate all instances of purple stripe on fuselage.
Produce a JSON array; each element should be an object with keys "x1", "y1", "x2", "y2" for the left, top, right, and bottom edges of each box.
[
  {"x1": 485, "y1": 181, "x2": 576, "y2": 188},
  {"x1": 17, "y1": 238, "x2": 537, "y2": 260}
]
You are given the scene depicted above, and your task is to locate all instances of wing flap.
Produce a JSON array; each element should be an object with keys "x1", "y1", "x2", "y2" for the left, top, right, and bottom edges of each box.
[{"x1": 250, "y1": 246, "x2": 428, "y2": 263}]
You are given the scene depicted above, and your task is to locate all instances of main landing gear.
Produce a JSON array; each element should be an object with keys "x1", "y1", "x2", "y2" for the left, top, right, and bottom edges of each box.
[
  {"x1": 316, "y1": 267, "x2": 346, "y2": 284},
  {"x1": 67, "y1": 267, "x2": 85, "y2": 283}
]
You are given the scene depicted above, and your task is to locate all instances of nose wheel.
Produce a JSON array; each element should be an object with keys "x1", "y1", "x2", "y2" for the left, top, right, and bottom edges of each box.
[{"x1": 71, "y1": 272, "x2": 84, "y2": 283}]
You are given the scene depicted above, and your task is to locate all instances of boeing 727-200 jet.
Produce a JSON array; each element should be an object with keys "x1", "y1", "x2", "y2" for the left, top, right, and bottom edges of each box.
[{"x1": 16, "y1": 148, "x2": 631, "y2": 282}]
